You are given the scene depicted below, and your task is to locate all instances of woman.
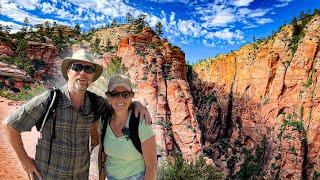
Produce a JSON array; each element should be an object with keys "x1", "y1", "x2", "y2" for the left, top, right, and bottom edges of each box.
[{"x1": 99, "y1": 74, "x2": 157, "y2": 180}]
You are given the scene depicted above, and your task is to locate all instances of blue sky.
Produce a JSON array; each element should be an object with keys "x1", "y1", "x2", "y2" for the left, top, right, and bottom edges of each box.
[{"x1": 0, "y1": 0, "x2": 319, "y2": 63}]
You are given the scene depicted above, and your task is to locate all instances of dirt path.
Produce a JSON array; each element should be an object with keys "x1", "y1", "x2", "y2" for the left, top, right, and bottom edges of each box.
[{"x1": 0, "y1": 97, "x2": 98, "y2": 180}]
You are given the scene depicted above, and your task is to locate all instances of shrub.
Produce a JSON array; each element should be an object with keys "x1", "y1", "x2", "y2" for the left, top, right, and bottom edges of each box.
[
  {"x1": 157, "y1": 154, "x2": 223, "y2": 180},
  {"x1": 232, "y1": 137, "x2": 267, "y2": 179},
  {"x1": 0, "y1": 84, "x2": 46, "y2": 101},
  {"x1": 106, "y1": 57, "x2": 127, "y2": 77}
]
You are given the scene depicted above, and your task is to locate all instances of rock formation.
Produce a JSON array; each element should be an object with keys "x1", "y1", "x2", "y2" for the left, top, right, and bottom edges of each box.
[
  {"x1": 190, "y1": 14, "x2": 320, "y2": 179},
  {"x1": 114, "y1": 27, "x2": 202, "y2": 160}
]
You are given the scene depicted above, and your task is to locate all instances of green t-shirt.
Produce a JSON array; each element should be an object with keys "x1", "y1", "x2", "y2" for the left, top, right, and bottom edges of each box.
[{"x1": 103, "y1": 111, "x2": 155, "y2": 179}]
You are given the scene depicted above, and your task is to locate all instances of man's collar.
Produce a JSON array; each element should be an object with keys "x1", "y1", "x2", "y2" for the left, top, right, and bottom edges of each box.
[
  {"x1": 60, "y1": 85, "x2": 73, "y2": 108},
  {"x1": 61, "y1": 84, "x2": 92, "y2": 114}
]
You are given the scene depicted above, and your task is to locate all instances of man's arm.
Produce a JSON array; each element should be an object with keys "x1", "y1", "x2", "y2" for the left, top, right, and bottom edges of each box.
[
  {"x1": 2, "y1": 121, "x2": 42, "y2": 180},
  {"x1": 132, "y1": 101, "x2": 152, "y2": 124},
  {"x1": 3, "y1": 91, "x2": 51, "y2": 180}
]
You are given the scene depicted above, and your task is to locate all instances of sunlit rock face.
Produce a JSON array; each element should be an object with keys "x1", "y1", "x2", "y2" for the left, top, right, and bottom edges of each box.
[
  {"x1": 115, "y1": 27, "x2": 202, "y2": 160},
  {"x1": 190, "y1": 14, "x2": 320, "y2": 178}
]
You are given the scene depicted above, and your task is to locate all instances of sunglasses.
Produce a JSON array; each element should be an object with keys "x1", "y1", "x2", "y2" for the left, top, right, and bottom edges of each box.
[
  {"x1": 106, "y1": 91, "x2": 134, "y2": 98},
  {"x1": 70, "y1": 63, "x2": 95, "y2": 74}
]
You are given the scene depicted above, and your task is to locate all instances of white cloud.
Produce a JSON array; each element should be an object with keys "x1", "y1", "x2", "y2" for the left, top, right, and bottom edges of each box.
[
  {"x1": 205, "y1": 29, "x2": 243, "y2": 44},
  {"x1": 149, "y1": 0, "x2": 189, "y2": 3},
  {"x1": 177, "y1": 19, "x2": 202, "y2": 37},
  {"x1": 238, "y1": 8, "x2": 251, "y2": 17},
  {"x1": 61, "y1": 1, "x2": 72, "y2": 9},
  {"x1": 275, "y1": 0, "x2": 293, "y2": 7},
  {"x1": 148, "y1": 15, "x2": 162, "y2": 27},
  {"x1": 56, "y1": 8, "x2": 74, "y2": 19},
  {"x1": 2, "y1": 2, "x2": 67, "y2": 26},
  {"x1": 11, "y1": 0, "x2": 39, "y2": 10},
  {"x1": 248, "y1": 8, "x2": 269, "y2": 18},
  {"x1": 233, "y1": 0, "x2": 255, "y2": 7},
  {"x1": 200, "y1": 4, "x2": 236, "y2": 28},
  {"x1": 255, "y1": 18, "x2": 273, "y2": 24},
  {"x1": 41, "y1": 2, "x2": 57, "y2": 14},
  {"x1": 2, "y1": 2, "x2": 33, "y2": 22},
  {"x1": 202, "y1": 39, "x2": 215, "y2": 47}
]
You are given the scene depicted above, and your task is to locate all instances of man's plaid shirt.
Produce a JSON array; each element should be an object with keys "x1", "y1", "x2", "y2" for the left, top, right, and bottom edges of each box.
[{"x1": 6, "y1": 85, "x2": 106, "y2": 179}]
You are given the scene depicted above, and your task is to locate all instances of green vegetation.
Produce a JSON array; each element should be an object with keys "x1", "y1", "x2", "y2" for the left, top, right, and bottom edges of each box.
[
  {"x1": 0, "y1": 56, "x2": 35, "y2": 76},
  {"x1": 232, "y1": 137, "x2": 267, "y2": 179},
  {"x1": 0, "y1": 84, "x2": 46, "y2": 101},
  {"x1": 134, "y1": 14, "x2": 148, "y2": 33},
  {"x1": 106, "y1": 57, "x2": 128, "y2": 77},
  {"x1": 313, "y1": 171, "x2": 320, "y2": 180},
  {"x1": 157, "y1": 154, "x2": 223, "y2": 180},
  {"x1": 303, "y1": 77, "x2": 313, "y2": 88},
  {"x1": 289, "y1": 11, "x2": 315, "y2": 54},
  {"x1": 91, "y1": 37, "x2": 101, "y2": 54},
  {"x1": 104, "y1": 38, "x2": 113, "y2": 52},
  {"x1": 278, "y1": 113, "x2": 305, "y2": 139},
  {"x1": 155, "y1": 21, "x2": 163, "y2": 37}
]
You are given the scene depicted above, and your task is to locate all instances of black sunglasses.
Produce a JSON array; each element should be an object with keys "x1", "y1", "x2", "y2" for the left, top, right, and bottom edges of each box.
[
  {"x1": 106, "y1": 91, "x2": 134, "y2": 98},
  {"x1": 70, "y1": 63, "x2": 95, "y2": 74}
]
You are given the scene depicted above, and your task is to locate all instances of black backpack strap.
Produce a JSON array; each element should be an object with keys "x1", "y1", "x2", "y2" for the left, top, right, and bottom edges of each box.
[
  {"x1": 87, "y1": 91, "x2": 103, "y2": 120},
  {"x1": 100, "y1": 112, "x2": 111, "y2": 146},
  {"x1": 34, "y1": 87, "x2": 61, "y2": 165},
  {"x1": 47, "y1": 88, "x2": 61, "y2": 165},
  {"x1": 129, "y1": 110, "x2": 142, "y2": 154},
  {"x1": 36, "y1": 88, "x2": 60, "y2": 132}
]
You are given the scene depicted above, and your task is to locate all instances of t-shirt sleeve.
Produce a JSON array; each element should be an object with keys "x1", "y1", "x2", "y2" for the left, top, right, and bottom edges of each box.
[
  {"x1": 5, "y1": 91, "x2": 50, "y2": 132},
  {"x1": 138, "y1": 121, "x2": 155, "y2": 142}
]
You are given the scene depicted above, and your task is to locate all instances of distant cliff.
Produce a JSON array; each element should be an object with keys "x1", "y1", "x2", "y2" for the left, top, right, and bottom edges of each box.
[{"x1": 189, "y1": 13, "x2": 320, "y2": 179}]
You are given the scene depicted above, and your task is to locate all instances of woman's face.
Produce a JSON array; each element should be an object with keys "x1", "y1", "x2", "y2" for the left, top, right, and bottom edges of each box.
[{"x1": 108, "y1": 86, "x2": 133, "y2": 112}]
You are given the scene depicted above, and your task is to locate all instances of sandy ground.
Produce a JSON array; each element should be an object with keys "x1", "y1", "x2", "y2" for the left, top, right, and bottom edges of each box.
[{"x1": 0, "y1": 96, "x2": 99, "y2": 180}]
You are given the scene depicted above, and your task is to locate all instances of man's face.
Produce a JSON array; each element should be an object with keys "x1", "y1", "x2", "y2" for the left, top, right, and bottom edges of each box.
[{"x1": 67, "y1": 61, "x2": 95, "y2": 92}]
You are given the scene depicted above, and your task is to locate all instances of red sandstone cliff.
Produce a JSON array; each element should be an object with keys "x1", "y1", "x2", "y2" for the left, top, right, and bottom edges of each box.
[
  {"x1": 115, "y1": 28, "x2": 202, "y2": 160},
  {"x1": 190, "y1": 14, "x2": 320, "y2": 179},
  {"x1": 0, "y1": 41, "x2": 60, "y2": 89}
]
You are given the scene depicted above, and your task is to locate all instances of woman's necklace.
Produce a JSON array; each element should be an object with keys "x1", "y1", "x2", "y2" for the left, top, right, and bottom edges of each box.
[{"x1": 110, "y1": 115, "x2": 127, "y2": 137}]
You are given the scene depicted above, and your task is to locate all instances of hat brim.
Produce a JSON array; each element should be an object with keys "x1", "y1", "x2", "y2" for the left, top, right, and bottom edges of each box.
[{"x1": 61, "y1": 58, "x2": 103, "y2": 82}]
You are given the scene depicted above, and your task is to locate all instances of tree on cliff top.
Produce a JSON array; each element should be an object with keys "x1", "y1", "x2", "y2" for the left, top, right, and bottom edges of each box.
[
  {"x1": 155, "y1": 21, "x2": 163, "y2": 37},
  {"x1": 126, "y1": 12, "x2": 134, "y2": 23},
  {"x1": 134, "y1": 14, "x2": 148, "y2": 33},
  {"x1": 74, "y1": 24, "x2": 81, "y2": 34}
]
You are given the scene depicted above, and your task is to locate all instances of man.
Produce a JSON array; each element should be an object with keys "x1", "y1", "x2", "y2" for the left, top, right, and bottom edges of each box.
[{"x1": 2, "y1": 49, "x2": 150, "y2": 180}]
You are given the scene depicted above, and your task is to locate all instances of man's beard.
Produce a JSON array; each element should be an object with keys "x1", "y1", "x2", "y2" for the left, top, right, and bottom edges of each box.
[{"x1": 72, "y1": 78, "x2": 92, "y2": 91}]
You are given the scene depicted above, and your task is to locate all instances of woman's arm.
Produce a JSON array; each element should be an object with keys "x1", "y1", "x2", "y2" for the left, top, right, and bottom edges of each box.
[{"x1": 142, "y1": 136, "x2": 157, "y2": 180}]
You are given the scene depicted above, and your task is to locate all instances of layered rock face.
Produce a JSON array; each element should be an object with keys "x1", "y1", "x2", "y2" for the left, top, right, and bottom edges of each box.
[
  {"x1": 0, "y1": 41, "x2": 59, "y2": 89},
  {"x1": 190, "y1": 15, "x2": 320, "y2": 178},
  {"x1": 115, "y1": 28, "x2": 202, "y2": 160},
  {"x1": 0, "y1": 62, "x2": 33, "y2": 88},
  {"x1": 27, "y1": 41, "x2": 58, "y2": 64}
]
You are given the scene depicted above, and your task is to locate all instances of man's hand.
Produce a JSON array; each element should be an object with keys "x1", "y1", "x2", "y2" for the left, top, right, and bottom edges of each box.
[
  {"x1": 132, "y1": 101, "x2": 151, "y2": 125},
  {"x1": 21, "y1": 156, "x2": 42, "y2": 180}
]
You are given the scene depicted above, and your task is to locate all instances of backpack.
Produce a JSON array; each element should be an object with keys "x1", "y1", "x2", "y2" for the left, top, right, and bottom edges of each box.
[{"x1": 36, "y1": 87, "x2": 101, "y2": 164}]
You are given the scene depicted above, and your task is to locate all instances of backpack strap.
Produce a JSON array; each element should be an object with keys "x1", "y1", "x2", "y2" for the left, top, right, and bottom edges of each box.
[
  {"x1": 34, "y1": 87, "x2": 61, "y2": 165},
  {"x1": 128, "y1": 111, "x2": 142, "y2": 154},
  {"x1": 48, "y1": 88, "x2": 61, "y2": 165},
  {"x1": 87, "y1": 91, "x2": 102, "y2": 120},
  {"x1": 36, "y1": 87, "x2": 60, "y2": 133}
]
